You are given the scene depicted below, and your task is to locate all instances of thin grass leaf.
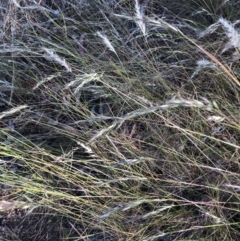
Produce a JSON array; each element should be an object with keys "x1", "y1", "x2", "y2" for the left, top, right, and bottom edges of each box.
[{"x1": 0, "y1": 105, "x2": 28, "y2": 120}]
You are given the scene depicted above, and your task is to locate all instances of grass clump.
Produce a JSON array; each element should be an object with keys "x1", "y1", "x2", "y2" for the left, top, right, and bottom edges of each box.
[{"x1": 0, "y1": 0, "x2": 240, "y2": 240}]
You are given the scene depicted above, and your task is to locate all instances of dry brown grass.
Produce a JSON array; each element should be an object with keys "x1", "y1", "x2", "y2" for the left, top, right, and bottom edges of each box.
[{"x1": 0, "y1": 0, "x2": 240, "y2": 240}]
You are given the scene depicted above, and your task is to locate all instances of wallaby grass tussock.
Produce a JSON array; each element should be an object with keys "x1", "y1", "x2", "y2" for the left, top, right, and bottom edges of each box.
[{"x1": 0, "y1": 0, "x2": 240, "y2": 240}]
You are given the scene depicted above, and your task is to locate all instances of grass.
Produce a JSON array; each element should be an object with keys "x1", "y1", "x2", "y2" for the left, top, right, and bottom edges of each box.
[{"x1": 0, "y1": 0, "x2": 240, "y2": 240}]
